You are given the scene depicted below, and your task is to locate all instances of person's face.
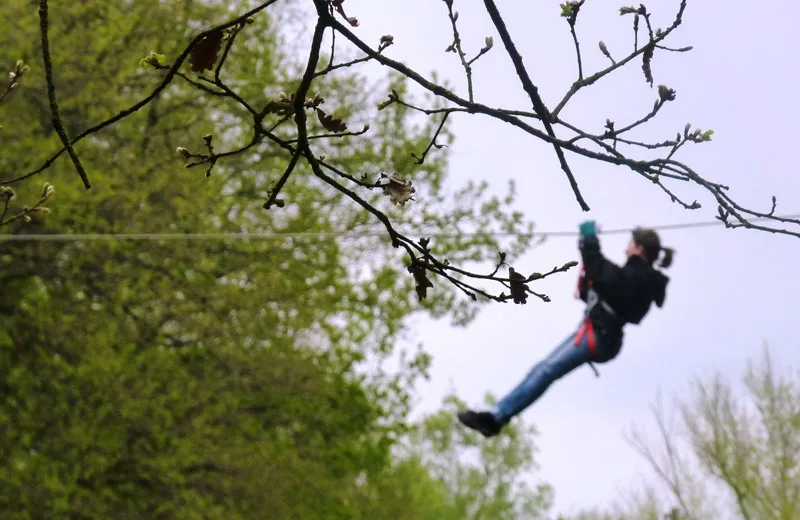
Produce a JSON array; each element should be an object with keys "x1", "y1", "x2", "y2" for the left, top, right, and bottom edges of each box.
[{"x1": 626, "y1": 239, "x2": 645, "y2": 258}]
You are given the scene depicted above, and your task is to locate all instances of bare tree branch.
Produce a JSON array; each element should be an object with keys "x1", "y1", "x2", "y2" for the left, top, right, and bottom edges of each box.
[
  {"x1": 3, "y1": 0, "x2": 798, "y2": 307},
  {"x1": 552, "y1": 1, "x2": 687, "y2": 117},
  {"x1": 482, "y1": 0, "x2": 588, "y2": 211},
  {"x1": 38, "y1": 0, "x2": 90, "y2": 189},
  {"x1": 1, "y1": 0, "x2": 281, "y2": 186}
]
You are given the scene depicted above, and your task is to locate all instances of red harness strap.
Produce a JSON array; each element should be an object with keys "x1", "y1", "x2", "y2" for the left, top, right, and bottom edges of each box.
[
  {"x1": 574, "y1": 317, "x2": 596, "y2": 356},
  {"x1": 573, "y1": 263, "x2": 597, "y2": 355}
]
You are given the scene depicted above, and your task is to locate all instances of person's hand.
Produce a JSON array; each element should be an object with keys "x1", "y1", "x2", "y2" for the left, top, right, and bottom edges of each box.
[{"x1": 578, "y1": 220, "x2": 597, "y2": 238}]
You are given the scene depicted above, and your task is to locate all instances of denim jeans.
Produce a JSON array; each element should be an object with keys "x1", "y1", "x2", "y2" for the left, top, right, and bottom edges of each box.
[{"x1": 490, "y1": 326, "x2": 597, "y2": 423}]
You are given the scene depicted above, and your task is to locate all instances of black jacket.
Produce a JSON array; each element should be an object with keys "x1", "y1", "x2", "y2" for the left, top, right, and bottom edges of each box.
[{"x1": 578, "y1": 235, "x2": 669, "y2": 329}]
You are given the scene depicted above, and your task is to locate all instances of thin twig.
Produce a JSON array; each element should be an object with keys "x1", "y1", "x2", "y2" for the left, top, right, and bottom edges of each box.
[
  {"x1": 327, "y1": 25, "x2": 336, "y2": 70},
  {"x1": 0, "y1": 186, "x2": 53, "y2": 228},
  {"x1": 552, "y1": 1, "x2": 687, "y2": 117},
  {"x1": 567, "y1": 1, "x2": 585, "y2": 81},
  {"x1": 482, "y1": 0, "x2": 589, "y2": 211},
  {"x1": 0, "y1": 195, "x2": 11, "y2": 224},
  {"x1": 610, "y1": 99, "x2": 668, "y2": 137},
  {"x1": 564, "y1": 97, "x2": 671, "y2": 149},
  {"x1": 289, "y1": 126, "x2": 370, "y2": 143},
  {"x1": 315, "y1": 55, "x2": 373, "y2": 76},
  {"x1": 656, "y1": 44, "x2": 693, "y2": 52},
  {"x1": 613, "y1": 136, "x2": 679, "y2": 150},
  {"x1": 571, "y1": 23, "x2": 583, "y2": 80},
  {"x1": 314, "y1": 32, "x2": 393, "y2": 77},
  {"x1": 0, "y1": 76, "x2": 18, "y2": 105},
  {"x1": 214, "y1": 21, "x2": 246, "y2": 84},
  {"x1": 175, "y1": 72, "x2": 228, "y2": 96},
  {"x1": 2, "y1": 0, "x2": 281, "y2": 187},
  {"x1": 263, "y1": 149, "x2": 301, "y2": 209},
  {"x1": 324, "y1": 15, "x2": 796, "y2": 235},
  {"x1": 411, "y1": 112, "x2": 449, "y2": 165},
  {"x1": 444, "y1": 0, "x2": 476, "y2": 102},
  {"x1": 260, "y1": 129, "x2": 375, "y2": 190},
  {"x1": 263, "y1": 12, "x2": 328, "y2": 210},
  {"x1": 498, "y1": 108, "x2": 540, "y2": 119},
  {"x1": 38, "y1": 0, "x2": 91, "y2": 189}
]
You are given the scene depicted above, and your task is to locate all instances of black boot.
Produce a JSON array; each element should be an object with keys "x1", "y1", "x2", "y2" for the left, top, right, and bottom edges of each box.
[{"x1": 457, "y1": 409, "x2": 504, "y2": 438}]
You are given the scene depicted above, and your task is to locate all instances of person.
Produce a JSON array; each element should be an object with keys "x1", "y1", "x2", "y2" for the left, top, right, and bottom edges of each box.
[{"x1": 457, "y1": 220, "x2": 675, "y2": 438}]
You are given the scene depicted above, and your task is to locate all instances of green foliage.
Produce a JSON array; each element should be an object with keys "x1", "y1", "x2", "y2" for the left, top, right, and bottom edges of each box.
[
  {"x1": 555, "y1": 487, "x2": 670, "y2": 520},
  {"x1": 0, "y1": 334, "x2": 384, "y2": 518},
  {"x1": 678, "y1": 346, "x2": 800, "y2": 519},
  {"x1": 574, "y1": 344, "x2": 800, "y2": 520},
  {"x1": 398, "y1": 394, "x2": 555, "y2": 520},
  {"x1": 0, "y1": 0, "x2": 538, "y2": 517},
  {"x1": 346, "y1": 457, "x2": 461, "y2": 520}
]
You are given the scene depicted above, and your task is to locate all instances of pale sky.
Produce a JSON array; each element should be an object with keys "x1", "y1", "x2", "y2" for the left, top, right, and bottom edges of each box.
[{"x1": 331, "y1": 0, "x2": 800, "y2": 514}]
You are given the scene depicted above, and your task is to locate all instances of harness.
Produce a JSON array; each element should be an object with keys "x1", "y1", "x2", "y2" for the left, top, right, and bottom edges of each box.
[{"x1": 574, "y1": 264, "x2": 622, "y2": 377}]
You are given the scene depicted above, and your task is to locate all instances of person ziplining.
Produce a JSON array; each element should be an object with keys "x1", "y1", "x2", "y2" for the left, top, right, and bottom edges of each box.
[{"x1": 457, "y1": 220, "x2": 675, "y2": 438}]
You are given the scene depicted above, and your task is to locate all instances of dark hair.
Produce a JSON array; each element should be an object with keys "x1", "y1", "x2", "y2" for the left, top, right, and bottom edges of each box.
[{"x1": 632, "y1": 227, "x2": 674, "y2": 268}]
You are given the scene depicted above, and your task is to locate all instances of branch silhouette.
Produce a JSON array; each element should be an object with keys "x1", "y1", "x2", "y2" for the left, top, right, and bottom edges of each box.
[{"x1": 2, "y1": 0, "x2": 798, "y2": 304}]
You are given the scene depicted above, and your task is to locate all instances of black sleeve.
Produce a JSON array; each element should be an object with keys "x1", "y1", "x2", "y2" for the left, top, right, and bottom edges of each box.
[
  {"x1": 578, "y1": 275, "x2": 589, "y2": 302},
  {"x1": 578, "y1": 235, "x2": 630, "y2": 300},
  {"x1": 577, "y1": 270, "x2": 588, "y2": 302}
]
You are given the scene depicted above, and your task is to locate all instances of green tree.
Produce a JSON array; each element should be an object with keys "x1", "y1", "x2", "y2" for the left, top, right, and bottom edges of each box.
[
  {"x1": 565, "y1": 345, "x2": 800, "y2": 520},
  {"x1": 345, "y1": 457, "x2": 461, "y2": 520},
  {"x1": 629, "y1": 345, "x2": 800, "y2": 520},
  {"x1": 396, "y1": 394, "x2": 555, "y2": 520},
  {"x1": 555, "y1": 488, "x2": 671, "y2": 520},
  {"x1": 0, "y1": 0, "x2": 534, "y2": 517}
]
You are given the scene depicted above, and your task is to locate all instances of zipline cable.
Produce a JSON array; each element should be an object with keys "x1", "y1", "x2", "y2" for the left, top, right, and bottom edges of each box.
[{"x1": 1, "y1": 213, "x2": 798, "y2": 242}]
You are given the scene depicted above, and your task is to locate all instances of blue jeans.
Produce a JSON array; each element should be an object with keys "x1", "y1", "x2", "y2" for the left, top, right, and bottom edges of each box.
[{"x1": 490, "y1": 327, "x2": 597, "y2": 423}]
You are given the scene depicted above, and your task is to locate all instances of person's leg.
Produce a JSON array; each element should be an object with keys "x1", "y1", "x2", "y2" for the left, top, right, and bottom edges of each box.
[
  {"x1": 490, "y1": 329, "x2": 591, "y2": 423},
  {"x1": 458, "y1": 327, "x2": 593, "y2": 437}
]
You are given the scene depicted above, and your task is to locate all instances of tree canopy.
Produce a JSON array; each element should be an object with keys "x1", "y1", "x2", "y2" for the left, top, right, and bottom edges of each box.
[
  {"x1": 559, "y1": 345, "x2": 800, "y2": 520},
  {"x1": 0, "y1": 0, "x2": 536, "y2": 516}
]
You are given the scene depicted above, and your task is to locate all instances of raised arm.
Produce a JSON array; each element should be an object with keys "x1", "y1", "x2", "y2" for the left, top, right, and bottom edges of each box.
[{"x1": 577, "y1": 221, "x2": 631, "y2": 303}]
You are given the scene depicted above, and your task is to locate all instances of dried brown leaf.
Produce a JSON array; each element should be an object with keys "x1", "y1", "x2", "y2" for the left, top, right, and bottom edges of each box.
[
  {"x1": 603, "y1": 119, "x2": 616, "y2": 137},
  {"x1": 408, "y1": 261, "x2": 433, "y2": 300},
  {"x1": 642, "y1": 42, "x2": 654, "y2": 86},
  {"x1": 508, "y1": 267, "x2": 529, "y2": 304},
  {"x1": 189, "y1": 31, "x2": 224, "y2": 73},
  {"x1": 316, "y1": 108, "x2": 347, "y2": 133},
  {"x1": 380, "y1": 173, "x2": 415, "y2": 206}
]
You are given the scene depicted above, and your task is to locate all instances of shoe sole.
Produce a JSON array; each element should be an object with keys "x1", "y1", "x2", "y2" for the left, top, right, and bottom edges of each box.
[{"x1": 457, "y1": 412, "x2": 499, "y2": 438}]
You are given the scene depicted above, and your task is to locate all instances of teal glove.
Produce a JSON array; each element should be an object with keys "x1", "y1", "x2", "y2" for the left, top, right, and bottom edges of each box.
[{"x1": 578, "y1": 220, "x2": 597, "y2": 238}]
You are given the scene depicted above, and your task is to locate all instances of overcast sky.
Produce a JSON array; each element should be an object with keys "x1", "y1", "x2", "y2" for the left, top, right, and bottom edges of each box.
[{"x1": 330, "y1": 0, "x2": 800, "y2": 514}]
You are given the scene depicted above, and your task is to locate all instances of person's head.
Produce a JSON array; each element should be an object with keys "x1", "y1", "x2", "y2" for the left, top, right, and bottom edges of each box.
[{"x1": 626, "y1": 227, "x2": 674, "y2": 268}]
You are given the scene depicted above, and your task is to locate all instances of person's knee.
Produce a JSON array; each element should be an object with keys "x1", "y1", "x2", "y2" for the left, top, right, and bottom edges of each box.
[
  {"x1": 537, "y1": 360, "x2": 559, "y2": 381},
  {"x1": 542, "y1": 353, "x2": 581, "y2": 380}
]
